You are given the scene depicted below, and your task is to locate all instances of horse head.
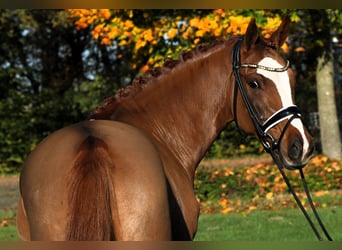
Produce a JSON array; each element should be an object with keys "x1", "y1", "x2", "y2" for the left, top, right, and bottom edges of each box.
[{"x1": 232, "y1": 16, "x2": 314, "y2": 169}]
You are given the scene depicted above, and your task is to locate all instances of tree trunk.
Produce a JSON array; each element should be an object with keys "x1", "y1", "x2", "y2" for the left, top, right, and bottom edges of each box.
[{"x1": 316, "y1": 51, "x2": 342, "y2": 159}]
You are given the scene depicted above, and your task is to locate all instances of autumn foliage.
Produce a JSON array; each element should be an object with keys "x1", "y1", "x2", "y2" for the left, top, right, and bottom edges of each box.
[
  {"x1": 66, "y1": 9, "x2": 293, "y2": 73},
  {"x1": 195, "y1": 155, "x2": 341, "y2": 214}
]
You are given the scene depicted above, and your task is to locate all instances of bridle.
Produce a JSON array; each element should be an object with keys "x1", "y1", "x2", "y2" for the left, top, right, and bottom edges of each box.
[
  {"x1": 232, "y1": 37, "x2": 301, "y2": 159},
  {"x1": 232, "y1": 36, "x2": 333, "y2": 241}
]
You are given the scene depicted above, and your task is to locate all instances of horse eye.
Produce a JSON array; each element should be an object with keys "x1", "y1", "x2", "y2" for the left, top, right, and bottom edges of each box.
[{"x1": 248, "y1": 80, "x2": 260, "y2": 89}]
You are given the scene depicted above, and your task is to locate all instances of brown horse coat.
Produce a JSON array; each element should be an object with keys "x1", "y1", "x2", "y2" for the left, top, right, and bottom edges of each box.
[{"x1": 18, "y1": 120, "x2": 172, "y2": 240}]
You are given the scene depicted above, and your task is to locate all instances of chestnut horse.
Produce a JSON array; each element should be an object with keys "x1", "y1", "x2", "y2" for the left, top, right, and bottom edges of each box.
[{"x1": 17, "y1": 16, "x2": 314, "y2": 240}]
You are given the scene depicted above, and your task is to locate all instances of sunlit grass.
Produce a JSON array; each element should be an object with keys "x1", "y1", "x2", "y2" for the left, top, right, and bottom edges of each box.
[
  {"x1": 195, "y1": 206, "x2": 342, "y2": 241},
  {"x1": 0, "y1": 209, "x2": 17, "y2": 241}
]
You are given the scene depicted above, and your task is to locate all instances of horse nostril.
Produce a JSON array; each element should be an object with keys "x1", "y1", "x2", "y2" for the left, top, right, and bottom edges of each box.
[{"x1": 288, "y1": 139, "x2": 303, "y2": 161}]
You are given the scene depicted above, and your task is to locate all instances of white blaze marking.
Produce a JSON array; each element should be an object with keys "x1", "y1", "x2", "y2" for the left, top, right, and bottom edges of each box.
[{"x1": 256, "y1": 57, "x2": 309, "y2": 158}]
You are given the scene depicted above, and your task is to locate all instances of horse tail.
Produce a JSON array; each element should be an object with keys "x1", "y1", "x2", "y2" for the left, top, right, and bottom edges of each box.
[{"x1": 66, "y1": 135, "x2": 116, "y2": 240}]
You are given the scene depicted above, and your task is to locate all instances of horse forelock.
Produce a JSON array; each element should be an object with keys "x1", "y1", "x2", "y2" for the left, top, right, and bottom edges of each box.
[{"x1": 89, "y1": 39, "x2": 226, "y2": 120}]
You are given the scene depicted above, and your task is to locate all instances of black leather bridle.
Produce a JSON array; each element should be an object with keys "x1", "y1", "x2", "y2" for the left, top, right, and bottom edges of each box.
[{"x1": 232, "y1": 36, "x2": 333, "y2": 241}]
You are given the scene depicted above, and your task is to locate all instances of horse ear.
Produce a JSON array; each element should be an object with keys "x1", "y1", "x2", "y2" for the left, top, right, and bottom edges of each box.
[
  {"x1": 269, "y1": 15, "x2": 291, "y2": 49},
  {"x1": 244, "y1": 18, "x2": 259, "y2": 51}
]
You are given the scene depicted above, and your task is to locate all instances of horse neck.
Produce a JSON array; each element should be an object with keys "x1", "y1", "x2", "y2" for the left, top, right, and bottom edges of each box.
[{"x1": 114, "y1": 42, "x2": 235, "y2": 179}]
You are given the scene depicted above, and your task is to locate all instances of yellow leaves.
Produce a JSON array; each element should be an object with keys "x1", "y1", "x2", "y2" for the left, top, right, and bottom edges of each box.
[
  {"x1": 219, "y1": 198, "x2": 229, "y2": 207},
  {"x1": 0, "y1": 218, "x2": 9, "y2": 228},
  {"x1": 99, "y1": 9, "x2": 111, "y2": 20},
  {"x1": 330, "y1": 161, "x2": 341, "y2": 171},
  {"x1": 68, "y1": 9, "x2": 295, "y2": 64},
  {"x1": 266, "y1": 192, "x2": 273, "y2": 200},
  {"x1": 124, "y1": 19, "x2": 134, "y2": 29},
  {"x1": 281, "y1": 42, "x2": 290, "y2": 54},
  {"x1": 248, "y1": 205, "x2": 257, "y2": 212},
  {"x1": 101, "y1": 38, "x2": 111, "y2": 45},
  {"x1": 222, "y1": 207, "x2": 232, "y2": 214},
  {"x1": 189, "y1": 17, "x2": 200, "y2": 28},
  {"x1": 198, "y1": 16, "x2": 217, "y2": 33},
  {"x1": 191, "y1": 16, "x2": 221, "y2": 38},
  {"x1": 134, "y1": 29, "x2": 157, "y2": 52},
  {"x1": 142, "y1": 29, "x2": 154, "y2": 42},
  {"x1": 67, "y1": 9, "x2": 310, "y2": 72},
  {"x1": 218, "y1": 198, "x2": 232, "y2": 214},
  {"x1": 92, "y1": 24, "x2": 105, "y2": 39},
  {"x1": 224, "y1": 168, "x2": 234, "y2": 177},
  {"x1": 195, "y1": 29, "x2": 205, "y2": 37},
  {"x1": 262, "y1": 17, "x2": 282, "y2": 38},
  {"x1": 311, "y1": 155, "x2": 329, "y2": 166},
  {"x1": 227, "y1": 16, "x2": 251, "y2": 35},
  {"x1": 107, "y1": 27, "x2": 119, "y2": 40},
  {"x1": 68, "y1": 9, "x2": 112, "y2": 30}
]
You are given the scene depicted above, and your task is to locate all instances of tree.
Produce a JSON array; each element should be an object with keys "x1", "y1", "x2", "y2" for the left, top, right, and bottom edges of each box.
[
  {"x1": 317, "y1": 50, "x2": 341, "y2": 159},
  {"x1": 66, "y1": 9, "x2": 290, "y2": 74},
  {"x1": 0, "y1": 10, "x2": 113, "y2": 173},
  {"x1": 315, "y1": 10, "x2": 342, "y2": 159},
  {"x1": 293, "y1": 10, "x2": 342, "y2": 159}
]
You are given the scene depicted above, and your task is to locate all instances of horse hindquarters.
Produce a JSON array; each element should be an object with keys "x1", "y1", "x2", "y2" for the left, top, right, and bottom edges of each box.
[{"x1": 18, "y1": 120, "x2": 172, "y2": 240}]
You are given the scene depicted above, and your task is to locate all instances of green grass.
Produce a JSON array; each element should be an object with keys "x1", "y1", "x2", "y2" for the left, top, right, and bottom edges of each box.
[
  {"x1": 195, "y1": 206, "x2": 342, "y2": 241},
  {"x1": 0, "y1": 209, "x2": 17, "y2": 241},
  {"x1": 1, "y1": 204, "x2": 341, "y2": 241}
]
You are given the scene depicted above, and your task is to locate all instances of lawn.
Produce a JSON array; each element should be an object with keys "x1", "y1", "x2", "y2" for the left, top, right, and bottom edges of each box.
[
  {"x1": 1, "y1": 206, "x2": 341, "y2": 241},
  {"x1": 195, "y1": 206, "x2": 342, "y2": 241},
  {"x1": 0, "y1": 209, "x2": 17, "y2": 241}
]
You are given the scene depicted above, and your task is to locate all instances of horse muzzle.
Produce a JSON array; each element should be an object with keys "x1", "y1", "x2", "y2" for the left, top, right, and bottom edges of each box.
[
  {"x1": 258, "y1": 106, "x2": 315, "y2": 170},
  {"x1": 282, "y1": 134, "x2": 315, "y2": 169}
]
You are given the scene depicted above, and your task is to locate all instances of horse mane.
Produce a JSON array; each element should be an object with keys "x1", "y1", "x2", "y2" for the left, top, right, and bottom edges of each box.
[{"x1": 88, "y1": 39, "x2": 226, "y2": 120}]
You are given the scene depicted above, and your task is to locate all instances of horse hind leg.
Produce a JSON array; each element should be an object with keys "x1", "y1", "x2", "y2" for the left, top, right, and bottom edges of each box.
[{"x1": 16, "y1": 196, "x2": 31, "y2": 241}]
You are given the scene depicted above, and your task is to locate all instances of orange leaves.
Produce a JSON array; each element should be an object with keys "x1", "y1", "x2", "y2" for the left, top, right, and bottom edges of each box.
[
  {"x1": 67, "y1": 9, "x2": 296, "y2": 71},
  {"x1": 261, "y1": 17, "x2": 282, "y2": 38},
  {"x1": 99, "y1": 9, "x2": 111, "y2": 20},
  {"x1": 67, "y1": 9, "x2": 111, "y2": 30},
  {"x1": 195, "y1": 154, "x2": 342, "y2": 214},
  {"x1": 67, "y1": 9, "x2": 133, "y2": 46},
  {"x1": 134, "y1": 29, "x2": 157, "y2": 52},
  {"x1": 311, "y1": 155, "x2": 329, "y2": 166},
  {"x1": 189, "y1": 14, "x2": 249, "y2": 39},
  {"x1": 166, "y1": 28, "x2": 178, "y2": 39},
  {"x1": 226, "y1": 16, "x2": 251, "y2": 35}
]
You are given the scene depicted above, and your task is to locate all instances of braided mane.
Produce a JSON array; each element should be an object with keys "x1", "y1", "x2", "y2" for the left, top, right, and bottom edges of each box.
[{"x1": 89, "y1": 39, "x2": 226, "y2": 120}]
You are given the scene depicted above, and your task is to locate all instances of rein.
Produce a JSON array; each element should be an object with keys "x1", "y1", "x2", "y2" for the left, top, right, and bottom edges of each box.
[{"x1": 232, "y1": 36, "x2": 333, "y2": 241}]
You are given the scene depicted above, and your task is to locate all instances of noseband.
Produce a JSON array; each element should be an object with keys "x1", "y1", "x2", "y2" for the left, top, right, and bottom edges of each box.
[{"x1": 231, "y1": 36, "x2": 333, "y2": 241}]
